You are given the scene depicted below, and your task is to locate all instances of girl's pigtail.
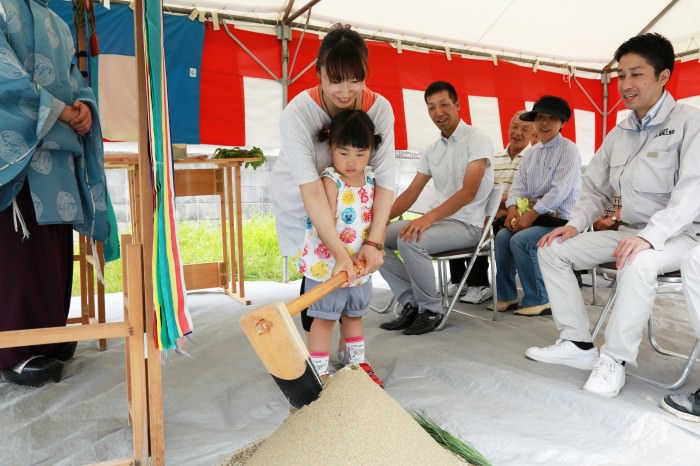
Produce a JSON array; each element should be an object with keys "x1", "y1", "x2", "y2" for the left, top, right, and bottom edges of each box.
[{"x1": 319, "y1": 126, "x2": 331, "y2": 142}]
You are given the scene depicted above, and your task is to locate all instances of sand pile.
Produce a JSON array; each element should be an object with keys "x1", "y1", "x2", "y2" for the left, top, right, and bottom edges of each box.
[{"x1": 239, "y1": 366, "x2": 460, "y2": 465}]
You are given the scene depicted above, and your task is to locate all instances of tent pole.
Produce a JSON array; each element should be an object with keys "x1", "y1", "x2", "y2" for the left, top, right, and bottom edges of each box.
[
  {"x1": 286, "y1": 0, "x2": 321, "y2": 24},
  {"x1": 601, "y1": 0, "x2": 681, "y2": 72},
  {"x1": 601, "y1": 68, "x2": 609, "y2": 141},
  {"x1": 278, "y1": 24, "x2": 291, "y2": 108},
  {"x1": 279, "y1": 0, "x2": 293, "y2": 280}
]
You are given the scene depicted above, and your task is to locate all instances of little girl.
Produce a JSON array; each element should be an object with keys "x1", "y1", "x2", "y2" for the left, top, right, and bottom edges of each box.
[{"x1": 299, "y1": 109, "x2": 381, "y2": 379}]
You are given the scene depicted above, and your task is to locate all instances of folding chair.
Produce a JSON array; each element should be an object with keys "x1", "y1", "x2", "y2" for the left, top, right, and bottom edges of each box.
[
  {"x1": 431, "y1": 184, "x2": 504, "y2": 329},
  {"x1": 591, "y1": 262, "x2": 700, "y2": 389},
  {"x1": 370, "y1": 182, "x2": 438, "y2": 316}
]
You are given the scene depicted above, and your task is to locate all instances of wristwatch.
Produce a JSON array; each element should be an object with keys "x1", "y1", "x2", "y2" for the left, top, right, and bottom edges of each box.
[
  {"x1": 611, "y1": 215, "x2": 619, "y2": 222},
  {"x1": 363, "y1": 239, "x2": 384, "y2": 251}
]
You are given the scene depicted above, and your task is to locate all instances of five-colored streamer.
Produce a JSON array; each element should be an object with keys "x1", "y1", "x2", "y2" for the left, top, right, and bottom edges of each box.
[{"x1": 143, "y1": 0, "x2": 193, "y2": 350}]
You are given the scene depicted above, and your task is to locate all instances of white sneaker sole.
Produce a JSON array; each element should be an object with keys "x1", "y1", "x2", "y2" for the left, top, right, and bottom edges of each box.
[
  {"x1": 460, "y1": 294, "x2": 494, "y2": 305},
  {"x1": 525, "y1": 347, "x2": 598, "y2": 370},
  {"x1": 660, "y1": 399, "x2": 700, "y2": 422},
  {"x1": 583, "y1": 381, "x2": 622, "y2": 398}
]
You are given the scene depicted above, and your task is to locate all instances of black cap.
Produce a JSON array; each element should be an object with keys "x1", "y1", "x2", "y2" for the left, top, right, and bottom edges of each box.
[{"x1": 520, "y1": 96, "x2": 571, "y2": 122}]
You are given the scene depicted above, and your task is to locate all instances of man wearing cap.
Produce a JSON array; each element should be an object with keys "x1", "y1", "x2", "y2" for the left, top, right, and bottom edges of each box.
[
  {"x1": 492, "y1": 96, "x2": 581, "y2": 317},
  {"x1": 527, "y1": 33, "x2": 700, "y2": 398}
]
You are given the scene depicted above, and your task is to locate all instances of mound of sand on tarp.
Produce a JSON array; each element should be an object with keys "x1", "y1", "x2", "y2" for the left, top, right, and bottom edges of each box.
[{"x1": 225, "y1": 367, "x2": 463, "y2": 465}]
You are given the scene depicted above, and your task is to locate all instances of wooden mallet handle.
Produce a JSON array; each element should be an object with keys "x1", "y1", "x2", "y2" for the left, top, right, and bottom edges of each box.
[{"x1": 286, "y1": 263, "x2": 365, "y2": 316}]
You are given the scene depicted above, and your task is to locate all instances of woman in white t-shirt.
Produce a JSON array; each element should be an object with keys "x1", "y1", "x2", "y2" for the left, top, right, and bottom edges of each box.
[{"x1": 271, "y1": 24, "x2": 397, "y2": 335}]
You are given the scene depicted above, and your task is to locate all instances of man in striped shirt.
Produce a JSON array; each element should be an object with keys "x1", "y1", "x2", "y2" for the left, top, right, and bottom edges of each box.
[{"x1": 449, "y1": 111, "x2": 535, "y2": 304}]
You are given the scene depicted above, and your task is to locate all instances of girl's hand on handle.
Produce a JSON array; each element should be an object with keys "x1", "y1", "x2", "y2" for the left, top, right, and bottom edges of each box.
[{"x1": 331, "y1": 253, "x2": 357, "y2": 286}]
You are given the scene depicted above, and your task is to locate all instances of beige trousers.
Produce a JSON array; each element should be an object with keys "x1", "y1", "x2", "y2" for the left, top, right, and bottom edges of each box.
[{"x1": 538, "y1": 227, "x2": 698, "y2": 364}]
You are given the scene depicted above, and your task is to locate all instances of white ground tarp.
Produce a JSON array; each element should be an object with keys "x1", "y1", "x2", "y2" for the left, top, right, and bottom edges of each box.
[{"x1": 3, "y1": 278, "x2": 699, "y2": 465}]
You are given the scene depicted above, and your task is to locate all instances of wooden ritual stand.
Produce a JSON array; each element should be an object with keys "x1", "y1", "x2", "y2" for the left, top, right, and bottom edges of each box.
[{"x1": 105, "y1": 155, "x2": 258, "y2": 305}]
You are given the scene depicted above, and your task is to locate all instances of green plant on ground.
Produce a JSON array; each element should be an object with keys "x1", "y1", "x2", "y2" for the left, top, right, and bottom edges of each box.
[
  {"x1": 71, "y1": 215, "x2": 300, "y2": 296},
  {"x1": 413, "y1": 412, "x2": 492, "y2": 466}
]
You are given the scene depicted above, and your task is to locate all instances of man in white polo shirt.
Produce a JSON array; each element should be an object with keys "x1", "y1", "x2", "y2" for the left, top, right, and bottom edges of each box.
[{"x1": 379, "y1": 81, "x2": 494, "y2": 335}]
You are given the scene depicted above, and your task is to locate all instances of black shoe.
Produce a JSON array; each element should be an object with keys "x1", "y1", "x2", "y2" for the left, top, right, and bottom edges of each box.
[
  {"x1": 0, "y1": 356, "x2": 63, "y2": 387},
  {"x1": 52, "y1": 341, "x2": 78, "y2": 362},
  {"x1": 380, "y1": 303, "x2": 418, "y2": 331},
  {"x1": 402, "y1": 311, "x2": 441, "y2": 335}
]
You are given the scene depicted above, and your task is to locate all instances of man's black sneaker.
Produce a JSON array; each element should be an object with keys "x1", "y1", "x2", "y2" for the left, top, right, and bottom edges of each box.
[
  {"x1": 380, "y1": 303, "x2": 418, "y2": 331},
  {"x1": 661, "y1": 388, "x2": 700, "y2": 422},
  {"x1": 402, "y1": 311, "x2": 441, "y2": 335}
]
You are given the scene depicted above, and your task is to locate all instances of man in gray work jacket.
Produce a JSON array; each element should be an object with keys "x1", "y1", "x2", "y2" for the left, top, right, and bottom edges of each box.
[{"x1": 525, "y1": 33, "x2": 700, "y2": 398}]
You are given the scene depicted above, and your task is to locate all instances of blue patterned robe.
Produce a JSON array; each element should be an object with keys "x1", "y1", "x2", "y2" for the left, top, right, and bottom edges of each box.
[{"x1": 0, "y1": 0, "x2": 109, "y2": 241}]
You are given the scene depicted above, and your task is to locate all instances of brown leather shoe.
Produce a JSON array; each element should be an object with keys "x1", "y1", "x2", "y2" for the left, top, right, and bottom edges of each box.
[
  {"x1": 487, "y1": 299, "x2": 519, "y2": 312},
  {"x1": 514, "y1": 304, "x2": 552, "y2": 316}
]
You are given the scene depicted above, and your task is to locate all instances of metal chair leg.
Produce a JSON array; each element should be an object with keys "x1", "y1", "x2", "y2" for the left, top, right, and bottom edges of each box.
[
  {"x1": 647, "y1": 318, "x2": 700, "y2": 362},
  {"x1": 634, "y1": 339, "x2": 700, "y2": 390},
  {"x1": 490, "y1": 245, "x2": 498, "y2": 321},
  {"x1": 590, "y1": 267, "x2": 598, "y2": 305},
  {"x1": 369, "y1": 296, "x2": 398, "y2": 314},
  {"x1": 592, "y1": 273, "x2": 698, "y2": 389},
  {"x1": 591, "y1": 279, "x2": 617, "y2": 341}
]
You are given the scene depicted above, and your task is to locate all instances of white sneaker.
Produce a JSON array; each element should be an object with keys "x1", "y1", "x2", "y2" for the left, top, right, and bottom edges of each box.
[
  {"x1": 447, "y1": 283, "x2": 467, "y2": 297},
  {"x1": 459, "y1": 286, "x2": 494, "y2": 304},
  {"x1": 583, "y1": 353, "x2": 625, "y2": 397},
  {"x1": 525, "y1": 339, "x2": 599, "y2": 370}
]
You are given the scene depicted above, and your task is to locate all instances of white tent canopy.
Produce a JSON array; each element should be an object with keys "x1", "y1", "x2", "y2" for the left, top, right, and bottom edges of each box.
[{"x1": 162, "y1": 0, "x2": 700, "y2": 72}]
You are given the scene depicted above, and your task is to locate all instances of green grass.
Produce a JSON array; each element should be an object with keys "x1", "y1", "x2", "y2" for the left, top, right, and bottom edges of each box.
[
  {"x1": 71, "y1": 215, "x2": 300, "y2": 296},
  {"x1": 413, "y1": 412, "x2": 492, "y2": 466}
]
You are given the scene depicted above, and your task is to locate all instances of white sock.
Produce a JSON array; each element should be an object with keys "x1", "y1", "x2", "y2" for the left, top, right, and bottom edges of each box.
[
  {"x1": 310, "y1": 352, "x2": 330, "y2": 375},
  {"x1": 345, "y1": 336, "x2": 365, "y2": 364}
]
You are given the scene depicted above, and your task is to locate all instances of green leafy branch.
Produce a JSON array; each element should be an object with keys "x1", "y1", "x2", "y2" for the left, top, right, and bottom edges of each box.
[
  {"x1": 413, "y1": 412, "x2": 492, "y2": 466},
  {"x1": 213, "y1": 146, "x2": 267, "y2": 170}
]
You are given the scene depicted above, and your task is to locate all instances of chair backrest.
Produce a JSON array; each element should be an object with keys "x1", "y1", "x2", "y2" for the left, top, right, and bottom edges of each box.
[
  {"x1": 474, "y1": 183, "x2": 504, "y2": 249},
  {"x1": 484, "y1": 183, "x2": 504, "y2": 224}
]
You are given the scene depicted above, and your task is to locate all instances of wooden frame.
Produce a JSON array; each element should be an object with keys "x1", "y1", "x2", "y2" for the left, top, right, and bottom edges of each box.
[
  {"x1": 71, "y1": 235, "x2": 107, "y2": 350},
  {"x1": 105, "y1": 155, "x2": 258, "y2": 305}
]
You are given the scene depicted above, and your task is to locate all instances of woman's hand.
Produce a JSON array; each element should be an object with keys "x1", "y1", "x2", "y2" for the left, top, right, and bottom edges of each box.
[
  {"x1": 356, "y1": 244, "x2": 384, "y2": 274},
  {"x1": 512, "y1": 210, "x2": 537, "y2": 231},
  {"x1": 504, "y1": 206, "x2": 519, "y2": 232}
]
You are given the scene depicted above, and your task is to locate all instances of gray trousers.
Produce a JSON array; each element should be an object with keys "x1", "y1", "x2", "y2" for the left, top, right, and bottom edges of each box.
[
  {"x1": 538, "y1": 227, "x2": 699, "y2": 364},
  {"x1": 380, "y1": 219, "x2": 481, "y2": 314}
]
